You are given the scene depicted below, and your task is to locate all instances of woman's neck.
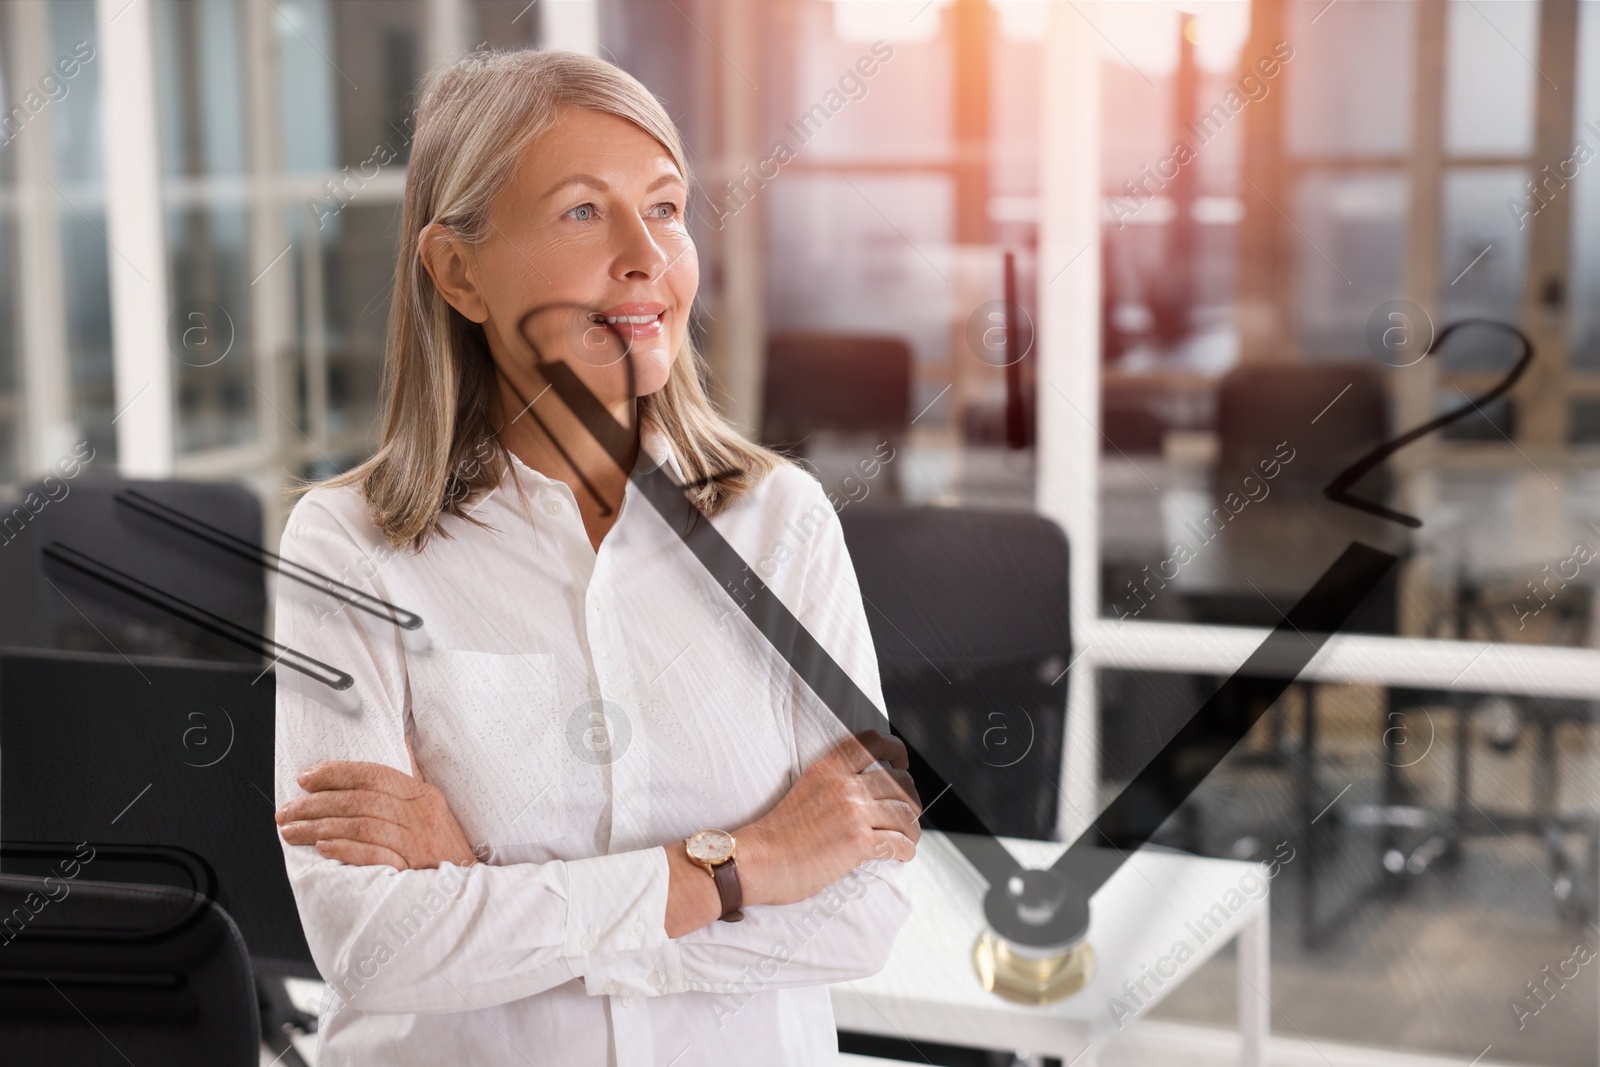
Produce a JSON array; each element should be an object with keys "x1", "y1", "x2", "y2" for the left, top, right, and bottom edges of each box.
[{"x1": 494, "y1": 370, "x2": 640, "y2": 543}]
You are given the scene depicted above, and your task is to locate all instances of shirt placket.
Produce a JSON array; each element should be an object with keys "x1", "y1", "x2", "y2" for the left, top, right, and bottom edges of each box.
[{"x1": 584, "y1": 505, "x2": 657, "y2": 1065}]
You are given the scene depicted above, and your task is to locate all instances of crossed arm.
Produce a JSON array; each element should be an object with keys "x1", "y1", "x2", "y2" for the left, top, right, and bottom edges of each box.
[
  {"x1": 274, "y1": 485, "x2": 917, "y2": 1012},
  {"x1": 277, "y1": 729, "x2": 921, "y2": 939}
]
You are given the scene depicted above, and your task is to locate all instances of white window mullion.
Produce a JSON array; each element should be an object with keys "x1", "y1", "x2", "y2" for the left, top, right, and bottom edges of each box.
[
  {"x1": 1089, "y1": 618, "x2": 1600, "y2": 702},
  {"x1": 13, "y1": 0, "x2": 74, "y2": 475},
  {"x1": 541, "y1": 0, "x2": 599, "y2": 55},
  {"x1": 245, "y1": 0, "x2": 293, "y2": 494},
  {"x1": 1038, "y1": 0, "x2": 1103, "y2": 843},
  {"x1": 427, "y1": 0, "x2": 470, "y2": 71},
  {"x1": 98, "y1": 0, "x2": 173, "y2": 476}
]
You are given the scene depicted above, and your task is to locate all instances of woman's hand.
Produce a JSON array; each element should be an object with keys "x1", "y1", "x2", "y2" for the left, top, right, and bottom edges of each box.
[
  {"x1": 735, "y1": 729, "x2": 922, "y2": 908},
  {"x1": 276, "y1": 739, "x2": 478, "y2": 870}
]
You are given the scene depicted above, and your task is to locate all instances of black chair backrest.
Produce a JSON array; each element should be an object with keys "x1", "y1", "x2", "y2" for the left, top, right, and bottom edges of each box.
[
  {"x1": 0, "y1": 853, "x2": 259, "y2": 1066},
  {"x1": 1216, "y1": 363, "x2": 1388, "y2": 501},
  {"x1": 840, "y1": 506, "x2": 1070, "y2": 840},
  {"x1": 0, "y1": 477, "x2": 265, "y2": 662},
  {"x1": 763, "y1": 333, "x2": 913, "y2": 448},
  {"x1": 0, "y1": 650, "x2": 313, "y2": 971}
]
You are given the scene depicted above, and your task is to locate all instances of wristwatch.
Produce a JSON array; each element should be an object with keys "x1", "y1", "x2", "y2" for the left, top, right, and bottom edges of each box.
[{"x1": 684, "y1": 829, "x2": 743, "y2": 922}]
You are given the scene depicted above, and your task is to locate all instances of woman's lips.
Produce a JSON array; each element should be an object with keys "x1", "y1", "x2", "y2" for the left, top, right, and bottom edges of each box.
[{"x1": 592, "y1": 302, "x2": 666, "y2": 342}]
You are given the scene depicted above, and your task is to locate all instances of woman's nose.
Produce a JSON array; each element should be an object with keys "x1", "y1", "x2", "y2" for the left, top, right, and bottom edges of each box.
[{"x1": 611, "y1": 216, "x2": 670, "y2": 280}]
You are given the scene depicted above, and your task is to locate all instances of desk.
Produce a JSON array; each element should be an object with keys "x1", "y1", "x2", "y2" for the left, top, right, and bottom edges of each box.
[
  {"x1": 1103, "y1": 458, "x2": 1600, "y2": 645},
  {"x1": 832, "y1": 833, "x2": 1270, "y2": 1066}
]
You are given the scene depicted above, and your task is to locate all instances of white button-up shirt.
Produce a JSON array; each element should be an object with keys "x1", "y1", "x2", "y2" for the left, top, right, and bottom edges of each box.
[{"x1": 273, "y1": 428, "x2": 911, "y2": 1066}]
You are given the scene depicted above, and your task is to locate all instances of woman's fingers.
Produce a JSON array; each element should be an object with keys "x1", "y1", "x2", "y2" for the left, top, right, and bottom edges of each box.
[
  {"x1": 869, "y1": 829, "x2": 918, "y2": 864},
  {"x1": 871, "y1": 731, "x2": 910, "y2": 771},
  {"x1": 868, "y1": 794, "x2": 923, "y2": 845},
  {"x1": 862, "y1": 767, "x2": 922, "y2": 812},
  {"x1": 280, "y1": 816, "x2": 411, "y2": 859},
  {"x1": 860, "y1": 771, "x2": 922, "y2": 842},
  {"x1": 313, "y1": 838, "x2": 410, "y2": 870},
  {"x1": 298, "y1": 758, "x2": 417, "y2": 798},
  {"x1": 276, "y1": 788, "x2": 410, "y2": 826},
  {"x1": 285, "y1": 752, "x2": 479, "y2": 871}
]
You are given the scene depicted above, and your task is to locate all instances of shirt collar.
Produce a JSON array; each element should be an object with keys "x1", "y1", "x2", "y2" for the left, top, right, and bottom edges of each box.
[{"x1": 501, "y1": 424, "x2": 687, "y2": 489}]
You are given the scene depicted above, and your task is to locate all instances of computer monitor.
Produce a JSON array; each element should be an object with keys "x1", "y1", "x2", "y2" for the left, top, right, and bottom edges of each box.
[{"x1": 0, "y1": 648, "x2": 313, "y2": 973}]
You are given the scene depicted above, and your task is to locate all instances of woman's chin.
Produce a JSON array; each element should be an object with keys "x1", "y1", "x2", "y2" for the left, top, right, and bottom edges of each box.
[{"x1": 627, "y1": 344, "x2": 677, "y2": 398}]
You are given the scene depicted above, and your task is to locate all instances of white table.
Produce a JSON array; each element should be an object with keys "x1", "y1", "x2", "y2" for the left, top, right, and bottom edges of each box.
[{"x1": 831, "y1": 833, "x2": 1271, "y2": 1066}]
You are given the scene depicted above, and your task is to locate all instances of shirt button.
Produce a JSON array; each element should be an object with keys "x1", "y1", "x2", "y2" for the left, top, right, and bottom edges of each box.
[
  {"x1": 649, "y1": 971, "x2": 665, "y2": 989},
  {"x1": 581, "y1": 933, "x2": 597, "y2": 952},
  {"x1": 629, "y1": 919, "x2": 644, "y2": 938},
  {"x1": 603, "y1": 980, "x2": 619, "y2": 995},
  {"x1": 544, "y1": 498, "x2": 563, "y2": 516},
  {"x1": 622, "y1": 993, "x2": 635, "y2": 1008}
]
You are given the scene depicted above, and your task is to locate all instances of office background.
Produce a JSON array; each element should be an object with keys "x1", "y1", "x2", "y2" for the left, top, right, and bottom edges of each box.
[{"x1": 1, "y1": 0, "x2": 1599, "y2": 1065}]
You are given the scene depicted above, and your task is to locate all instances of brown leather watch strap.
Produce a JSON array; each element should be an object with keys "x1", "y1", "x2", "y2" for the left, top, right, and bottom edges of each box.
[{"x1": 712, "y1": 858, "x2": 743, "y2": 922}]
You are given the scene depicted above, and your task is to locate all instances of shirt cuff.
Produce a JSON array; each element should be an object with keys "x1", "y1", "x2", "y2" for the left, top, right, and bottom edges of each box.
[
  {"x1": 562, "y1": 847, "x2": 672, "y2": 960},
  {"x1": 577, "y1": 939, "x2": 687, "y2": 997}
]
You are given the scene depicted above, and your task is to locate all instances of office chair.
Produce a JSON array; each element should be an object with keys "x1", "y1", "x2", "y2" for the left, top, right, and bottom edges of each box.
[
  {"x1": 1100, "y1": 382, "x2": 1169, "y2": 454},
  {"x1": 1384, "y1": 567, "x2": 1600, "y2": 924},
  {"x1": 1215, "y1": 361, "x2": 1389, "y2": 505},
  {"x1": 1383, "y1": 686, "x2": 1600, "y2": 926},
  {"x1": 1, "y1": 651, "x2": 320, "y2": 1064},
  {"x1": 838, "y1": 505, "x2": 1070, "y2": 842},
  {"x1": 763, "y1": 332, "x2": 912, "y2": 501},
  {"x1": 0, "y1": 476, "x2": 266, "y2": 662},
  {"x1": 0, "y1": 843, "x2": 260, "y2": 1066},
  {"x1": 835, "y1": 505, "x2": 1070, "y2": 1067}
]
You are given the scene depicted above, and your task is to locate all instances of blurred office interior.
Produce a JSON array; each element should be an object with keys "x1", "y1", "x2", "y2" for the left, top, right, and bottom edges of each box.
[{"x1": 1, "y1": 1, "x2": 1599, "y2": 1065}]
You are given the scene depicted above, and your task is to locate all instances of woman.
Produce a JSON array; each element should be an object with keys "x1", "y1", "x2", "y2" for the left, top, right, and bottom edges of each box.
[{"x1": 271, "y1": 49, "x2": 921, "y2": 1066}]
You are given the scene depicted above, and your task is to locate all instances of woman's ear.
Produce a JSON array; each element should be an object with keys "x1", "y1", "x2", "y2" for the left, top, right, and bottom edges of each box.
[{"x1": 418, "y1": 222, "x2": 489, "y2": 323}]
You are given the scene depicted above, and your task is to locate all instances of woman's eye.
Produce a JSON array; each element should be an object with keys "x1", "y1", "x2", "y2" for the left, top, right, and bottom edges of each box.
[
  {"x1": 566, "y1": 203, "x2": 597, "y2": 222},
  {"x1": 647, "y1": 202, "x2": 680, "y2": 220}
]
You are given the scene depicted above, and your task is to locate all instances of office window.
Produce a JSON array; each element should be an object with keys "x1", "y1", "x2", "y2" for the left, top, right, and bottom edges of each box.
[
  {"x1": 1438, "y1": 167, "x2": 1530, "y2": 372},
  {"x1": 155, "y1": 0, "x2": 259, "y2": 455},
  {"x1": 752, "y1": 0, "x2": 1050, "y2": 511},
  {"x1": 296, "y1": 199, "x2": 395, "y2": 472},
  {"x1": 330, "y1": 1, "x2": 426, "y2": 171},
  {"x1": 278, "y1": 0, "x2": 340, "y2": 176},
  {"x1": 1292, "y1": 171, "x2": 1407, "y2": 360},
  {"x1": 469, "y1": 0, "x2": 542, "y2": 51},
  {"x1": 1283, "y1": 0, "x2": 1413, "y2": 158},
  {"x1": 1443, "y1": 0, "x2": 1538, "y2": 159},
  {"x1": 52, "y1": 0, "x2": 114, "y2": 467},
  {"x1": 281, "y1": 0, "x2": 417, "y2": 472}
]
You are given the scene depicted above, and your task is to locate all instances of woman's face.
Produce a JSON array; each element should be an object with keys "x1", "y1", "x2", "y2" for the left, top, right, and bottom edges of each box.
[{"x1": 438, "y1": 108, "x2": 698, "y2": 414}]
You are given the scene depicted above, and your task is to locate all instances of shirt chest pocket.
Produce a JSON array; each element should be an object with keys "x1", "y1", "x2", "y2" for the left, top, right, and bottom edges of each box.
[{"x1": 406, "y1": 649, "x2": 576, "y2": 847}]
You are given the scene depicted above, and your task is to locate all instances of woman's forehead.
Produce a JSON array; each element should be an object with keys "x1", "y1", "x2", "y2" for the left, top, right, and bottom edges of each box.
[{"x1": 518, "y1": 110, "x2": 683, "y2": 186}]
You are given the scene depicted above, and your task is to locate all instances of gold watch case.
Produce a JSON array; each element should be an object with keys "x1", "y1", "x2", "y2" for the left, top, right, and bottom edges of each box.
[{"x1": 685, "y1": 828, "x2": 736, "y2": 873}]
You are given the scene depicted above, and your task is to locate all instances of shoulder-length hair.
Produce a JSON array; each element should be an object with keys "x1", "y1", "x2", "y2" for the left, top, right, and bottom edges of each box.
[{"x1": 315, "y1": 49, "x2": 787, "y2": 549}]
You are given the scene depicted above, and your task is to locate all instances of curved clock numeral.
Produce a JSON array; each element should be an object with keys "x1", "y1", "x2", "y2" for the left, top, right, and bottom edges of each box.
[{"x1": 1323, "y1": 319, "x2": 1534, "y2": 528}]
